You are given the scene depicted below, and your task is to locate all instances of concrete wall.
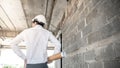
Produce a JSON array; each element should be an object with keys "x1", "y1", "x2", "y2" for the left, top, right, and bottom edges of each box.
[{"x1": 62, "y1": 0, "x2": 120, "y2": 68}]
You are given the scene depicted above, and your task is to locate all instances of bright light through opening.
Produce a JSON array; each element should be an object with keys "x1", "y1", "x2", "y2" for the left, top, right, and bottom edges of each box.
[{"x1": 0, "y1": 49, "x2": 55, "y2": 68}]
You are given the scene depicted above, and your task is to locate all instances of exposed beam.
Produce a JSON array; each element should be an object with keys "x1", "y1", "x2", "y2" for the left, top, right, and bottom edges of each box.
[
  {"x1": 47, "y1": 0, "x2": 56, "y2": 29},
  {"x1": 0, "y1": 5, "x2": 16, "y2": 31},
  {"x1": 0, "y1": 45, "x2": 54, "y2": 50},
  {"x1": 20, "y1": 0, "x2": 29, "y2": 28},
  {"x1": 0, "y1": 30, "x2": 21, "y2": 37},
  {"x1": 0, "y1": 17, "x2": 11, "y2": 30},
  {"x1": 45, "y1": 0, "x2": 48, "y2": 16}
]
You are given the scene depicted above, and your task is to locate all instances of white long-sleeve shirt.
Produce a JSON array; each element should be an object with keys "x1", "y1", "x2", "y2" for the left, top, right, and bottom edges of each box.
[{"x1": 10, "y1": 25, "x2": 61, "y2": 64}]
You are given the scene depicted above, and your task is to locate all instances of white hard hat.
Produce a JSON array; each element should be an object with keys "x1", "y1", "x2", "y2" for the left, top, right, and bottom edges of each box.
[{"x1": 32, "y1": 15, "x2": 47, "y2": 24}]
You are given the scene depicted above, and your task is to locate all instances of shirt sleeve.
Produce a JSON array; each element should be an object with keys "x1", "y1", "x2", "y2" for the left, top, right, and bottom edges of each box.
[
  {"x1": 10, "y1": 31, "x2": 26, "y2": 60},
  {"x1": 61, "y1": 51, "x2": 67, "y2": 58},
  {"x1": 49, "y1": 32, "x2": 61, "y2": 54}
]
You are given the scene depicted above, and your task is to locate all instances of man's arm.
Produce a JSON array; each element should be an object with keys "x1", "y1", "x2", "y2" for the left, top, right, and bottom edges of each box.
[
  {"x1": 48, "y1": 53, "x2": 62, "y2": 61},
  {"x1": 10, "y1": 31, "x2": 26, "y2": 60},
  {"x1": 49, "y1": 32, "x2": 61, "y2": 54},
  {"x1": 47, "y1": 52, "x2": 66, "y2": 63}
]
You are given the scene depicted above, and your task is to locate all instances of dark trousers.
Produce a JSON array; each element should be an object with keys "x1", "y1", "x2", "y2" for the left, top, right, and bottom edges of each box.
[{"x1": 27, "y1": 63, "x2": 48, "y2": 68}]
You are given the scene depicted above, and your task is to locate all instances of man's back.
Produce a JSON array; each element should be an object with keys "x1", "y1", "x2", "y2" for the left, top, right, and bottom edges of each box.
[
  {"x1": 23, "y1": 25, "x2": 50, "y2": 64},
  {"x1": 10, "y1": 25, "x2": 61, "y2": 64}
]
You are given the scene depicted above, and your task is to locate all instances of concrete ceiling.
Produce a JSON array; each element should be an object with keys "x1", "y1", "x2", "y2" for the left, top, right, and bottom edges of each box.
[
  {"x1": 0, "y1": 0, "x2": 67, "y2": 49},
  {"x1": 0, "y1": 0, "x2": 27, "y2": 31},
  {"x1": 0, "y1": 0, "x2": 67, "y2": 38}
]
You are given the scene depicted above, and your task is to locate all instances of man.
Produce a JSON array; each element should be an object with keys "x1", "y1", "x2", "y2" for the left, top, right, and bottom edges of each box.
[{"x1": 10, "y1": 15, "x2": 65, "y2": 68}]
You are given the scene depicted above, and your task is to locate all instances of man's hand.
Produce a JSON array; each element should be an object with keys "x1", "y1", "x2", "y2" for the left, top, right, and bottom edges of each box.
[
  {"x1": 24, "y1": 59, "x2": 27, "y2": 68},
  {"x1": 47, "y1": 57, "x2": 53, "y2": 64}
]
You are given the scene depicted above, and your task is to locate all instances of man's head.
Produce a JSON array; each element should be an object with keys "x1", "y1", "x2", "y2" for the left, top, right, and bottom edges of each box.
[{"x1": 32, "y1": 15, "x2": 46, "y2": 27}]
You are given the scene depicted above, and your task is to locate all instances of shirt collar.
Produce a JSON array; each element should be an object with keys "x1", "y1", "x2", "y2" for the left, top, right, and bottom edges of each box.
[{"x1": 33, "y1": 25, "x2": 43, "y2": 29}]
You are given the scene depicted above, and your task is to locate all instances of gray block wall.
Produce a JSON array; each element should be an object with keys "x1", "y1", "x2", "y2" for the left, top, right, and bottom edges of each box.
[{"x1": 62, "y1": 0, "x2": 120, "y2": 68}]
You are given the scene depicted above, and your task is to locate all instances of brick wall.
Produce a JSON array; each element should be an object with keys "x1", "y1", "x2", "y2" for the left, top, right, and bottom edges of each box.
[{"x1": 62, "y1": 0, "x2": 120, "y2": 68}]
